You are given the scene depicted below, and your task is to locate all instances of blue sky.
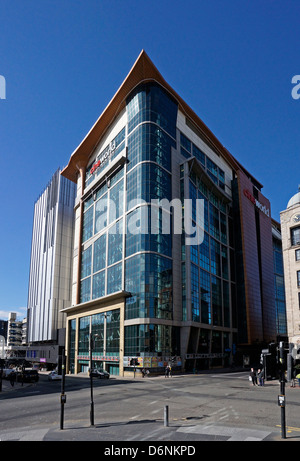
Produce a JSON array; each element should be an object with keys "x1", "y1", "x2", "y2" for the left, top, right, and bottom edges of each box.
[{"x1": 1, "y1": 0, "x2": 299, "y2": 319}]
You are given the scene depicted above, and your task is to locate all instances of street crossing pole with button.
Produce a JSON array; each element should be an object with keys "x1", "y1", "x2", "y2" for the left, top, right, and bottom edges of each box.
[
  {"x1": 60, "y1": 349, "x2": 66, "y2": 430},
  {"x1": 278, "y1": 341, "x2": 286, "y2": 439}
]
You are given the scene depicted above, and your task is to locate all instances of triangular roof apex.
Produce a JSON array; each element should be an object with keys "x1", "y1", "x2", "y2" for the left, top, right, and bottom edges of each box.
[{"x1": 61, "y1": 51, "x2": 260, "y2": 188}]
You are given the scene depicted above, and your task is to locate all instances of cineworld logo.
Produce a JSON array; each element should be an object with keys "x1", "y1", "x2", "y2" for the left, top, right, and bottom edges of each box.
[
  {"x1": 90, "y1": 140, "x2": 116, "y2": 175},
  {"x1": 0, "y1": 75, "x2": 6, "y2": 99},
  {"x1": 243, "y1": 189, "x2": 270, "y2": 216}
]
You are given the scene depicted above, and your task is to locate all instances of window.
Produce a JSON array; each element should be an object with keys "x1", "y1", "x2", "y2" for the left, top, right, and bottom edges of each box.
[
  {"x1": 93, "y1": 234, "x2": 106, "y2": 273},
  {"x1": 107, "y1": 263, "x2": 122, "y2": 295},
  {"x1": 291, "y1": 226, "x2": 300, "y2": 246},
  {"x1": 82, "y1": 206, "x2": 93, "y2": 242},
  {"x1": 92, "y1": 270, "x2": 105, "y2": 300},
  {"x1": 296, "y1": 249, "x2": 300, "y2": 261},
  {"x1": 297, "y1": 271, "x2": 300, "y2": 288},
  {"x1": 108, "y1": 219, "x2": 123, "y2": 266}
]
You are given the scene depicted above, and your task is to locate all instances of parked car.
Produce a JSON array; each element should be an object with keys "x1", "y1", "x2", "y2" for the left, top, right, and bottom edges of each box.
[
  {"x1": 2, "y1": 368, "x2": 15, "y2": 378},
  {"x1": 90, "y1": 368, "x2": 110, "y2": 379},
  {"x1": 48, "y1": 371, "x2": 62, "y2": 381},
  {"x1": 17, "y1": 369, "x2": 39, "y2": 383}
]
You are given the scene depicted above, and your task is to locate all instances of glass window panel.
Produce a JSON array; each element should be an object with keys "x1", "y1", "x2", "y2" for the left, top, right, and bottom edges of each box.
[
  {"x1": 82, "y1": 206, "x2": 93, "y2": 242},
  {"x1": 107, "y1": 262, "x2": 122, "y2": 294},
  {"x1": 200, "y1": 270, "x2": 211, "y2": 324},
  {"x1": 94, "y1": 193, "x2": 108, "y2": 235},
  {"x1": 291, "y1": 227, "x2": 300, "y2": 246},
  {"x1": 108, "y1": 219, "x2": 123, "y2": 266},
  {"x1": 91, "y1": 313, "x2": 105, "y2": 355},
  {"x1": 80, "y1": 278, "x2": 91, "y2": 304},
  {"x1": 199, "y1": 232, "x2": 210, "y2": 271},
  {"x1": 209, "y1": 203, "x2": 220, "y2": 240},
  {"x1": 180, "y1": 132, "x2": 191, "y2": 152},
  {"x1": 81, "y1": 246, "x2": 92, "y2": 278},
  {"x1": 210, "y1": 238, "x2": 221, "y2": 276},
  {"x1": 92, "y1": 270, "x2": 105, "y2": 300},
  {"x1": 109, "y1": 179, "x2": 124, "y2": 223},
  {"x1": 93, "y1": 233, "x2": 106, "y2": 273},
  {"x1": 125, "y1": 254, "x2": 172, "y2": 320},
  {"x1": 191, "y1": 263, "x2": 199, "y2": 322},
  {"x1": 192, "y1": 144, "x2": 206, "y2": 166},
  {"x1": 106, "y1": 310, "x2": 120, "y2": 356},
  {"x1": 127, "y1": 123, "x2": 174, "y2": 172},
  {"x1": 212, "y1": 275, "x2": 222, "y2": 326},
  {"x1": 78, "y1": 316, "x2": 90, "y2": 354}
]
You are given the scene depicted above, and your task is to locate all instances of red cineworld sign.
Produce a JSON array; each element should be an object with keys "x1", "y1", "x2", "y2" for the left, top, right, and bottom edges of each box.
[
  {"x1": 90, "y1": 140, "x2": 116, "y2": 175},
  {"x1": 243, "y1": 189, "x2": 270, "y2": 216}
]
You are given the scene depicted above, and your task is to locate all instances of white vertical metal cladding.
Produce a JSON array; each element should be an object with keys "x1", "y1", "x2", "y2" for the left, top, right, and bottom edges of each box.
[{"x1": 27, "y1": 170, "x2": 76, "y2": 342}]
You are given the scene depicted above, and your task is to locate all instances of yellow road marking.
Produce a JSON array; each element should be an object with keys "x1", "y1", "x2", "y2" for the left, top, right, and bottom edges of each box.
[{"x1": 276, "y1": 425, "x2": 300, "y2": 432}]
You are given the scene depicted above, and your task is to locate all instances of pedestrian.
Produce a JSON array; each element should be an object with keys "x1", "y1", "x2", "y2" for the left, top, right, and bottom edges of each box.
[
  {"x1": 249, "y1": 368, "x2": 257, "y2": 386},
  {"x1": 291, "y1": 369, "x2": 297, "y2": 387},
  {"x1": 296, "y1": 373, "x2": 300, "y2": 387},
  {"x1": 165, "y1": 366, "x2": 169, "y2": 378},
  {"x1": 257, "y1": 369, "x2": 264, "y2": 386},
  {"x1": 141, "y1": 368, "x2": 145, "y2": 378},
  {"x1": 9, "y1": 371, "x2": 16, "y2": 387}
]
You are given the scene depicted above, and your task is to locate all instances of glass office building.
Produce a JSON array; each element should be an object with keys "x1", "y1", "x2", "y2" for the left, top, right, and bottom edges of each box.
[{"x1": 61, "y1": 51, "x2": 278, "y2": 375}]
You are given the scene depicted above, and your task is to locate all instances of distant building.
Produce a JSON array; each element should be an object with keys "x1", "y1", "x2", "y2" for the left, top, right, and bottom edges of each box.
[
  {"x1": 280, "y1": 188, "x2": 300, "y2": 352},
  {"x1": 7, "y1": 312, "x2": 22, "y2": 347},
  {"x1": 26, "y1": 169, "x2": 76, "y2": 368},
  {"x1": 0, "y1": 319, "x2": 8, "y2": 344}
]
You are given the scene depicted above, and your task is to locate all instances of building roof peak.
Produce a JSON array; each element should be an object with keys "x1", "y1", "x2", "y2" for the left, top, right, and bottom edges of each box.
[{"x1": 61, "y1": 51, "x2": 260, "y2": 187}]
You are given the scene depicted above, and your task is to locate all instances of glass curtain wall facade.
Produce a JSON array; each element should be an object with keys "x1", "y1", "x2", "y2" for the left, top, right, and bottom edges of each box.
[
  {"x1": 76, "y1": 83, "x2": 180, "y2": 373},
  {"x1": 62, "y1": 52, "x2": 279, "y2": 375},
  {"x1": 124, "y1": 84, "x2": 178, "y2": 360},
  {"x1": 180, "y1": 143, "x2": 237, "y2": 371}
]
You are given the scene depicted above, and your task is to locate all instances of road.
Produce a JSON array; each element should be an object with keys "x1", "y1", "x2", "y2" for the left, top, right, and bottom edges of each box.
[{"x1": 0, "y1": 370, "x2": 300, "y2": 443}]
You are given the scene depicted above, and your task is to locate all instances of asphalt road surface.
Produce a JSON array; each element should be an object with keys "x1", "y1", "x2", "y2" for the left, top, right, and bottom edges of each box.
[{"x1": 0, "y1": 370, "x2": 300, "y2": 444}]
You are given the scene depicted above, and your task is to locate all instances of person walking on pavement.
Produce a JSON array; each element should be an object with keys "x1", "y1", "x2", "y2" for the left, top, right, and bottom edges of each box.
[
  {"x1": 291, "y1": 369, "x2": 297, "y2": 387},
  {"x1": 9, "y1": 371, "x2": 16, "y2": 387},
  {"x1": 165, "y1": 366, "x2": 169, "y2": 378},
  {"x1": 257, "y1": 369, "x2": 264, "y2": 386},
  {"x1": 249, "y1": 368, "x2": 257, "y2": 386}
]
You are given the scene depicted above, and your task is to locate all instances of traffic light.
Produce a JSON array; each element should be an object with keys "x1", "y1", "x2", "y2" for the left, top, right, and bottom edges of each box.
[{"x1": 130, "y1": 358, "x2": 139, "y2": 366}]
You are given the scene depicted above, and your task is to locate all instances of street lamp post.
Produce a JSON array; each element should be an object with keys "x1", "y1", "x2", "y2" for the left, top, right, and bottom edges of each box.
[{"x1": 89, "y1": 333, "x2": 94, "y2": 426}]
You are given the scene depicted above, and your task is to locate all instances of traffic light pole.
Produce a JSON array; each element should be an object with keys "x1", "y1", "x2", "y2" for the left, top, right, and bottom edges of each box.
[
  {"x1": 279, "y1": 342, "x2": 286, "y2": 439},
  {"x1": 60, "y1": 349, "x2": 66, "y2": 430}
]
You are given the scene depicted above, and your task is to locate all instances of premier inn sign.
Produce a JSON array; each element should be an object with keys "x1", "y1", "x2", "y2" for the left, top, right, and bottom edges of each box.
[{"x1": 243, "y1": 189, "x2": 270, "y2": 217}]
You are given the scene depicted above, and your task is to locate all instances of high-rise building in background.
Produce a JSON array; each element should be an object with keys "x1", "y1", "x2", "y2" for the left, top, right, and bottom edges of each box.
[
  {"x1": 60, "y1": 51, "x2": 281, "y2": 375},
  {"x1": 280, "y1": 187, "x2": 300, "y2": 354},
  {"x1": 26, "y1": 169, "x2": 76, "y2": 368}
]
